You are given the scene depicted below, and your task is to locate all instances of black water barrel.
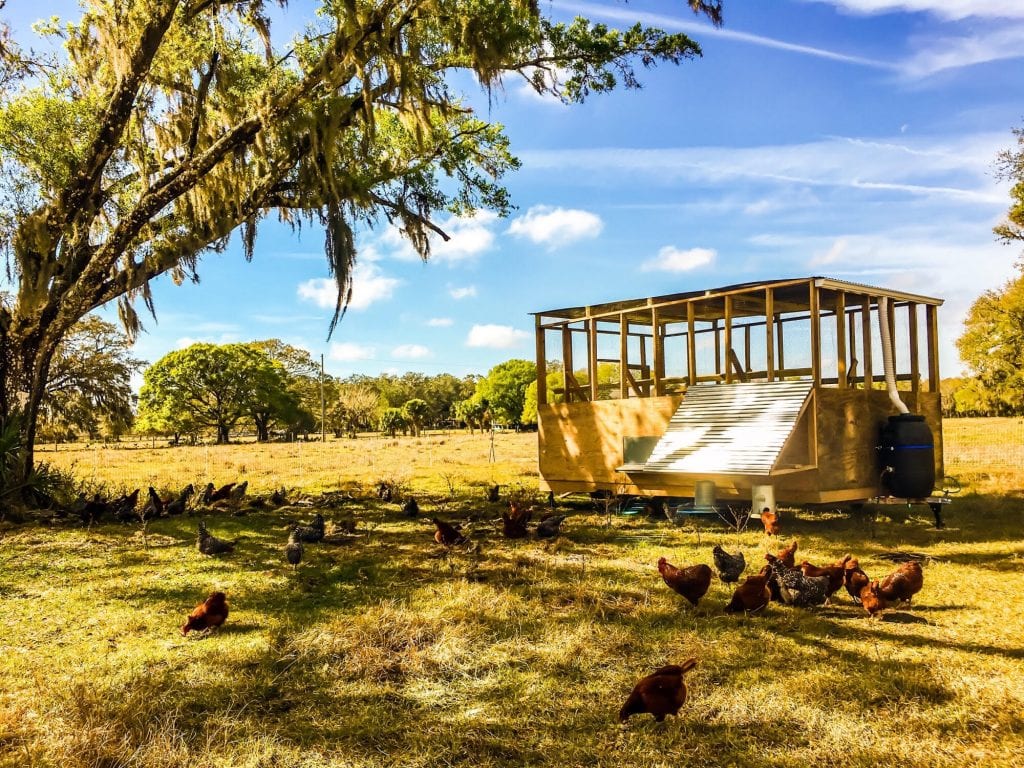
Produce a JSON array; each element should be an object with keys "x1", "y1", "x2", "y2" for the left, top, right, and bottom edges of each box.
[{"x1": 878, "y1": 414, "x2": 935, "y2": 498}]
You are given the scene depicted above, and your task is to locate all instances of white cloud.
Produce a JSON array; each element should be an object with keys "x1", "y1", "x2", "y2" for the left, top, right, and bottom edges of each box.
[
  {"x1": 507, "y1": 205, "x2": 604, "y2": 248},
  {"x1": 466, "y1": 324, "x2": 531, "y2": 349},
  {"x1": 642, "y1": 246, "x2": 716, "y2": 272},
  {"x1": 175, "y1": 333, "x2": 240, "y2": 348},
  {"x1": 392, "y1": 344, "x2": 431, "y2": 359},
  {"x1": 381, "y1": 211, "x2": 498, "y2": 264},
  {"x1": 899, "y1": 26, "x2": 1024, "y2": 78},
  {"x1": 427, "y1": 317, "x2": 454, "y2": 327},
  {"x1": 449, "y1": 285, "x2": 478, "y2": 300},
  {"x1": 802, "y1": 0, "x2": 1024, "y2": 20},
  {"x1": 328, "y1": 342, "x2": 376, "y2": 361},
  {"x1": 297, "y1": 263, "x2": 400, "y2": 312}
]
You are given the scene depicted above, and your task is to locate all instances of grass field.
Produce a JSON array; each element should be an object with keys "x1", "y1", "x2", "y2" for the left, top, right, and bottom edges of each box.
[{"x1": 2, "y1": 426, "x2": 1023, "y2": 767}]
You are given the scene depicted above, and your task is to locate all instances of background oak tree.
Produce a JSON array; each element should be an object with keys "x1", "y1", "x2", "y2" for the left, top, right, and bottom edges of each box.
[{"x1": 0, "y1": 0, "x2": 722, "y2": 488}]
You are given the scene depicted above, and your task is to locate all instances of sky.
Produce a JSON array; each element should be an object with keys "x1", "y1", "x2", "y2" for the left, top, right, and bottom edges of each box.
[{"x1": 5, "y1": 0, "x2": 1024, "y2": 382}]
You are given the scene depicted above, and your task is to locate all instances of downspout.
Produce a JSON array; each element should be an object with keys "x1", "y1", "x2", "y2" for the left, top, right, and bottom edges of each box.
[{"x1": 877, "y1": 296, "x2": 909, "y2": 414}]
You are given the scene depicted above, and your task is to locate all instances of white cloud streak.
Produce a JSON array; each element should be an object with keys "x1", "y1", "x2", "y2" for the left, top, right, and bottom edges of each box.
[
  {"x1": 449, "y1": 286, "x2": 478, "y2": 300},
  {"x1": 466, "y1": 324, "x2": 531, "y2": 349},
  {"x1": 392, "y1": 344, "x2": 431, "y2": 359},
  {"x1": 382, "y1": 211, "x2": 499, "y2": 264},
  {"x1": 802, "y1": 0, "x2": 1024, "y2": 20},
  {"x1": 427, "y1": 317, "x2": 454, "y2": 327},
  {"x1": 507, "y1": 205, "x2": 604, "y2": 248},
  {"x1": 642, "y1": 246, "x2": 716, "y2": 272},
  {"x1": 297, "y1": 263, "x2": 400, "y2": 312}
]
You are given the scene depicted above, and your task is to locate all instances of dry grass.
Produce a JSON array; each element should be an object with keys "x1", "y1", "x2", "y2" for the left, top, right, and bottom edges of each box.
[{"x1": 2, "y1": 425, "x2": 1023, "y2": 767}]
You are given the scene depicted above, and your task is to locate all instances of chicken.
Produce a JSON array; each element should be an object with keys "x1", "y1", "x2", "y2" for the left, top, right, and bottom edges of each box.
[
  {"x1": 197, "y1": 521, "x2": 235, "y2": 555},
  {"x1": 402, "y1": 497, "x2": 419, "y2": 517},
  {"x1": 860, "y1": 580, "x2": 889, "y2": 617},
  {"x1": 799, "y1": 554, "x2": 852, "y2": 600},
  {"x1": 285, "y1": 527, "x2": 303, "y2": 570},
  {"x1": 433, "y1": 517, "x2": 466, "y2": 546},
  {"x1": 293, "y1": 513, "x2": 325, "y2": 543},
  {"x1": 619, "y1": 659, "x2": 697, "y2": 723},
  {"x1": 878, "y1": 561, "x2": 924, "y2": 604},
  {"x1": 501, "y1": 501, "x2": 532, "y2": 539},
  {"x1": 143, "y1": 486, "x2": 165, "y2": 519},
  {"x1": 658, "y1": 558, "x2": 712, "y2": 607},
  {"x1": 111, "y1": 488, "x2": 141, "y2": 523},
  {"x1": 78, "y1": 493, "x2": 109, "y2": 524},
  {"x1": 487, "y1": 484, "x2": 500, "y2": 503},
  {"x1": 181, "y1": 591, "x2": 229, "y2": 635},
  {"x1": 165, "y1": 484, "x2": 194, "y2": 516},
  {"x1": 725, "y1": 571, "x2": 772, "y2": 613},
  {"x1": 376, "y1": 481, "x2": 393, "y2": 502},
  {"x1": 844, "y1": 558, "x2": 870, "y2": 604},
  {"x1": 228, "y1": 480, "x2": 248, "y2": 503},
  {"x1": 204, "y1": 482, "x2": 235, "y2": 504},
  {"x1": 270, "y1": 488, "x2": 288, "y2": 506},
  {"x1": 536, "y1": 513, "x2": 567, "y2": 539},
  {"x1": 776, "y1": 540, "x2": 799, "y2": 568},
  {"x1": 760, "y1": 507, "x2": 780, "y2": 536},
  {"x1": 763, "y1": 553, "x2": 829, "y2": 607},
  {"x1": 712, "y1": 545, "x2": 746, "y2": 583}
]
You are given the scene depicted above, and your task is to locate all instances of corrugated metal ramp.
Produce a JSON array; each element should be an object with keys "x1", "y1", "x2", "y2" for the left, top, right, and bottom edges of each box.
[{"x1": 637, "y1": 380, "x2": 814, "y2": 476}]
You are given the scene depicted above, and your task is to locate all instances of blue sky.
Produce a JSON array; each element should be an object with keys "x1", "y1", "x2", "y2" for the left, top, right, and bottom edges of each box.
[{"x1": 7, "y1": 0, "x2": 1024, "y2": 381}]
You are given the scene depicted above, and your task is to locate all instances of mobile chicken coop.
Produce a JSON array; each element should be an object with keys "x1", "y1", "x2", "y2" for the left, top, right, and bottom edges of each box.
[{"x1": 532, "y1": 277, "x2": 944, "y2": 509}]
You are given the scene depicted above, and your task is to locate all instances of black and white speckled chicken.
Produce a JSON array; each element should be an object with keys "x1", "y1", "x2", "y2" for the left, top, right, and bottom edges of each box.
[
  {"x1": 293, "y1": 513, "x2": 325, "y2": 543},
  {"x1": 712, "y1": 545, "x2": 746, "y2": 583},
  {"x1": 285, "y1": 526, "x2": 303, "y2": 570},
  {"x1": 143, "y1": 486, "x2": 165, "y2": 519},
  {"x1": 763, "y1": 553, "x2": 829, "y2": 607},
  {"x1": 197, "y1": 520, "x2": 235, "y2": 555}
]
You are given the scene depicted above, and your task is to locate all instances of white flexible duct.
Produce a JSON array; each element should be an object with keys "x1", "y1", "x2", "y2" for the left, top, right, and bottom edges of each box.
[{"x1": 877, "y1": 296, "x2": 909, "y2": 414}]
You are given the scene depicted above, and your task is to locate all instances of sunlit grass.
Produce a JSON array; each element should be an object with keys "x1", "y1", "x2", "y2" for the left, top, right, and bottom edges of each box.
[{"x1": 3, "y1": 426, "x2": 1023, "y2": 766}]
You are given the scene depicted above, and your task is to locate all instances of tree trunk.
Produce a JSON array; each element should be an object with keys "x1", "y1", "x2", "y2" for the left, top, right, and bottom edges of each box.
[
  {"x1": 254, "y1": 414, "x2": 270, "y2": 442},
  {"x1": 217, "y1": 424, "x2": 230, "y2": 444}
]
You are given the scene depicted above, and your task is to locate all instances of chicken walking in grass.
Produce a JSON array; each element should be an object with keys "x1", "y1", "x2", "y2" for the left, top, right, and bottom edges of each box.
[
  {"x1": 402, "y1": 497, "x2": 419, "y2": 517},
  {"x1": 536, "y1": 513, "x2": 567, "y2": 539},
  {"x1": 776, "y1": 540, "x2": 799, "y2": 568},
  {"x1": 501, "y1": 501, "x2": 531, "y2": 539},
  {"x1": 844, "y1": 558, "x2": 870, "y2": 604},
  {"x1": 204, "y1": 482, "x2": 235, "y2": 504},
  {"x1": 165, "y1": 484, "x2": 194, "y2": 516},
  {"x1": 433, "y1": 517, "x2": 466, "y2": 547},
  {"x1": 760, "y1": 506, "x2": 780, "y2": 535},
  {"x1": 293, "y1": 513, "x2": 325, "y2": 544},
  {"x1": 658, "y1": 558, "x2": 712, "y2": 607},
  {"x1": 725, "y1": 571, "x2": 772, "y2": 613},
  {"x1": 111, "y1": 489, "x2": 141, "y2": 523},
  {"x1": 197, "y1": 521, "x2": 235, "y2": 556},
  {"x1": 712, "y1": 545, "x2": 746, "y2": 583},
  {"x1": 228, "y1": 480, "x2": 248, "y2": 504},
  {"x1": 144, "y1": 486, "x2": 165, "y2": 519},
  {"x1": 878, "y1": 561, "x2": 924, "y2": 605},
  {"x1": 285, "y1": 527, "x2": 304, "y2": 570},
  {"x1": 763, "y1": 553, "x2": 829, "y2": 607},
  {"x1": 860, "y1": 580, "x2": 889, "y2": 617},
  {"x1": 619, "y1": 659, "x2": 697, "y2": 723},
  {"x1": 181, "y1": 591, "x2": 229, "y2": 636},
  {"x1": 799, "y1": 554, "x2": 852, "y2": 602}
]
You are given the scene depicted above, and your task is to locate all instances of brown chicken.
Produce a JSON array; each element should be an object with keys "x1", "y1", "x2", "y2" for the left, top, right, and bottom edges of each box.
[
  {"x1": 760, "y1": 507, "x2": 780, "y2": 535},
  {"x1": 619, "y1": 659, "x2": 697, "y2": 723},
  {"x1": 658, "y1": 559, "x2": 712, "y2": 607},
  {"x1": 844, "y1": 558, "x2": 870, "y2": 604},
  {"x1": 181, "y1": 591, "x2": 229, "y2": 635},
  {"x1": 433, "y1": 517, "x2": 466, "y2": 546},
  {"x1": 501, "y1": 501, "x2": 532, "y2": 538},
  {"x1": 776, "y1": 539, "x2": 799, "y2": 568},
  {"x1": 800, "y1": 554, "x2": 852, "y2": 599},
  {"x1": 725, "y1": 571, "x2": 771, "y2": 613},
  {"x1": 878, "y1": 561, "x2": 924, "y2": 604},
  {"x1": 860, "y1": 580, "x2": 889, "y2": 617}
]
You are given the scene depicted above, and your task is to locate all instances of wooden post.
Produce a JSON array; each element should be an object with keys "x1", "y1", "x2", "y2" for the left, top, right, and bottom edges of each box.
[
  {"x1": 861, "y1": 297, "x2": 873, "y2": 388},
  {"x1": 744, "y1": 324, "x2": 752, "y2": 373},
  {"x1": 713, "y1": 318, "x2": 722, "y2": 379},
  {"x1": 687, "y1": 302, "x2": 697, "y2": 386},
  {"x1": 561, "y1": 325, "x2": 573, "y2": 401},
  {"x1": 765, "y1": 288, "x2": 775, "y2": 381},
  {"x1": 588, "y1": 315, "x2": 599, "y2": 401},
  {"x1": 926, "y1": 304, "x2": 940, "y2": 392},
  {"x1": 619, "y1": 314, "x2": 629, "y2": 399},
  {"x1": 724, "y1": 296, "x2": 733, "y2": 384},
  {"x1": 652, "y1": 306, "x2": 664, "y2": 396},
  {"x1": 777, "y1": 316, "x2": 785, "y2": 376},
  {"x1": 908, "y1": 302, "x2": 920, "y2": 393},
  {"x1": 836, "y1": 292, "x2": 847, "y2": 389},
  {"x1": 536, "y1": 316, "x2": 547, "y2": 406},
  {"x1": 848, "y1": 306, "x2": 858, "y2": 385},
  {"x1": 809, "y1": 282, "x2": 821, "y2": 385}
]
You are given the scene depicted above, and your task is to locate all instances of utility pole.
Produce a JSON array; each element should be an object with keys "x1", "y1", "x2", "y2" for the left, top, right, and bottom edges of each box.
[{"x1": 320, "y1": 353, "x2": 326, "y2": 443}]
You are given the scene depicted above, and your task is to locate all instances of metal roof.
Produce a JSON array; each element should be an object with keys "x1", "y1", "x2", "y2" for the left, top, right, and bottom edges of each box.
[
  {"x1": 533, "y1": 276, "x2": 943, "y2": 322},
  {"x1": 637, "y1": 380, "x2": 814, "y2": 476}
]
